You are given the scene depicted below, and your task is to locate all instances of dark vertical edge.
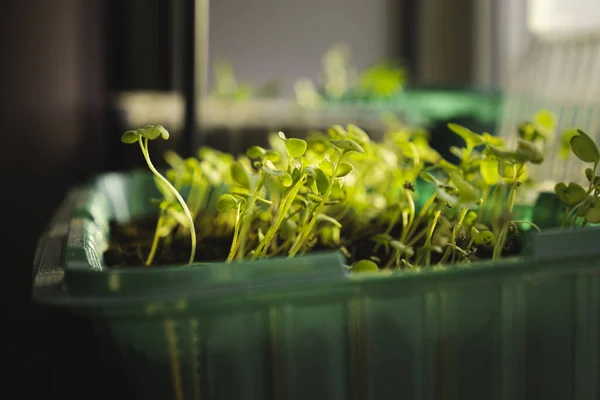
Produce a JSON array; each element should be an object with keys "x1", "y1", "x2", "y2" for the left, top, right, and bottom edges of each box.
[
  {"x1": 399, "y1": 0, "x2": 420, "y2": 88},
  {"x1": 463, "y1": 0, "x2": 475, "y2": 84},
  {"x1": 104, "y1": 0, "x2": 126, "y2": 171},
  {"x1": 182, "y1": 0, "x2": 197, "y2": 158},
  {"x1": 170, "y1": 0, "x2": 183, "y2": 91},
  {"x1": 490, "y1": 0, "x2": 500, "y2": 87},
  {"x1": 79, "y1": 0, "x2": 107, "y2": 178}
]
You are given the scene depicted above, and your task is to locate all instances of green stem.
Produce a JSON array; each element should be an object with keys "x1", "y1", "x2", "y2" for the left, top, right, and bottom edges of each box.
[
  {"x1": 424, "y1": 210, "x2": 442, "y2": 267},
  {"x1": 511, "y1": 220, "x2": 541, "y2": 232},
  {"x1": 234, "y1": 174, "x2": 267, "y2": 261},
  {"x1": 406, "y1": 228, "x2": 427, "y2": 247},
  {"x1": 140, "y1": 138, "x2": 196, "y2": 265},
  {"x1": 399, "y1": 189, "x2": 416, "y2": 244},
  {"x1": 288, "y1": 159, "x2": 341, "y2": 257},
  {"x1": 145, "y1": 212, "x2": 165, "y2": 266},
  {"x1": 253, "y1": 173, "x2": 308, "y2": 259},
  {"x1": 406, "y1": 191, "x2": 436, "y2": 241},
  {"x1": 492, "y1": 179, "x2": 519, "y2": 260},
  {"x1": 563, "y1": 202, "x2": 587, "y2": 228},
  {"x1": 226, "y1": 204, "x2": 242, "y2": 262},
  {"x1": 384, "y1": 249, "x2": 401, "y2": 269},
  {"x1": 570, "y1": 216, "x2": 579, "y2": 228},
  {"x1": 588, "y1": 161, "x2": 599, "y2": 193},
  {"x1": 439, "y1": 208, "x2": 469, "y2": 265}
]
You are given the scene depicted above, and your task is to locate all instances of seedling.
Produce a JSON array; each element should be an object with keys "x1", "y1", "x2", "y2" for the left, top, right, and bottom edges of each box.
[
  {"x1": 120, "y1": 125, "x2": 197, "y2": 265},
  {"x1": 356, "y1": 61, "x2": 407, "y2": 98},
  {"x1": 555, "y1": 129, "x2": 600, "y2": 227},
  {"x1": 115, "y1": 110, "x2": 593, "y2": 273}
]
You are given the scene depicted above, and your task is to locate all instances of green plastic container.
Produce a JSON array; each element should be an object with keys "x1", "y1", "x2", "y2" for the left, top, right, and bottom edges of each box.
[{"x1": 33, "y1": 171, "x2": 600, "y2": 400}]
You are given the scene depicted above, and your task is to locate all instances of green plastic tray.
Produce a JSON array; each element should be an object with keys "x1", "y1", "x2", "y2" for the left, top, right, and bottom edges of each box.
[
  {"x1": 323, "y1": 88, "x2": 502, "y2": 125},
  {"x1": 33, "y1": 171, "x2": 600, "y2": 400}
]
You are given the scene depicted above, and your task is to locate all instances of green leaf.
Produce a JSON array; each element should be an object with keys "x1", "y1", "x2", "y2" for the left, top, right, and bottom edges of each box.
[
  {"x1": 534, "y1": 109, "x2": 556, "y2": 131},
  {"x1": 279, "y1": 172, "x2": 293, "y2": 187},
  {"x1": 264, "y1": 151, "x2": 281, "y2": 163},
  {"x1": 389, "y1": 240, "x2": 414, "y2": 257},
  {"x1": 560, "y1": 129, "x2": 579, "y2": 159},
  {"x1": 465, "y1": 210, "x2": 478, "y2": 225},
  {"x1": 585, "y1": 168, "x2": 600, "y2": 185},
  {"x1": 316, "y1": 214, "x2": 342, "y2": 228},
  {"x1": 436, "y1": 188, "x2": 460, "y2": 207},
  {"x1": 121, "y1": 130, "x2": 140, "y2": 144},
  {"x1": 554, "y1": 182, "x2": 588, "y2": 206},
  {"x1": 448, "y1": 171, "x2": 480, "y2": 203},
  {"x1": 140, "y1": 125, "x2": 169, "y2": 140},
  {"x1": 419, "y1": 171, "x2": 449, "y2": 188},
  {"x1": 487, "y1": 145, "x2": 516, "y2": 161},
  {"x1": 438, "y1": 158, "x2": 459, "y2": 172},
  {"x1": 516, "y1": 139, "x2": 544, "y2": 164},
  {"x1": 480, "y1": 158, "x2": 500, "y2": 185},
  {"x1": 301, "y1": 156, "x2": 312, "y2": 170},
  {"x1": 351, "y1": 260, "x2": 379, "y2": 274},
  {"x1": 449, "y1": 146, "x2": 464, "y2": 160},
  {"x1": 419, "y1": 171, "x2": 438, "y2": 184},
  {"x1": 585, "y1": 197, "x2": 600, "y2": 223},
  {"x1": 336, "y1": 162, "x2": 354, "y2": 177},
  {"x1": 447, "y1": 123, "x2": 484, "y2": 148},
  {"x1": 571, "y1": 130, "x2": 600, "y2": 163},
  {"x1": 482, "y1": 133, "x2": 504, "y2": 146},
  {"x1": 371, "y1": 234, "x2": 392, "y2": 244},
  {"x1": 319, "y1": 159, "x2": 335, "y2": 176},
  {"x1": 281, "y1": 218, "x2": 298, "y2": 239},
  {"x1": 331, "y1": 139, "x2": 365, "y2": 154},
  {"x1": 164, "y1": 150, "x2": 185, "y2": 169},
  {"x1": 184, "y1": 157, "x2": 200, "y2": 171},
  {"x1": 284, "y1": 138, "x2": 307, "y2": 158},
  {"x1": 330, "y1": 180, "x2": 346, "y2": 200},
  {"x1": 431, "y1": 245, "x2": 444, "y2": 254},
  {"x1": 230, "y1": 161, "x2": 250, "y2": 189},
  {"x1": 346, "y1": 124, "x2": 370, "y2": 143},
  {"x1": 291, "y1": 167, "x2": 302, "y2": 182},
  {"x1": 261, "y1": 159, "x2": 285, "y2": 177},
  {"x1": 246, "y1": 145, "x2": 267, "y2": 159},
  {"x1": 327, "y1": 125, "x2": 348, "y2": 139},
  {"x1": 216, "y1": 194, "x2": 238, "y2": 213},
  {"x1": 167, "y1": 206, "x2": 190, "y2": 227},
  {"x1": 153, "y1": 175, "x2": 175, "y2": 202},
  {"x1": 473, "y1": 230, "x2": 495, "y2": 247},
  {"x1": 314, "y1": 167, "x2": 329, "y2": 195},
  {"x1": 165, "y1": 169, "x2": 179, "y2": 184}
]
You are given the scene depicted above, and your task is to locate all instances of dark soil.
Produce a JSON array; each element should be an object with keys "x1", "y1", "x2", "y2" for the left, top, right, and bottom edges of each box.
[
  {"x1": 104, "y1": 214, "x2": 232, "y2": 268},
  {"x1": 104, "y1": 214, "x2": 524, "y2": 268}
]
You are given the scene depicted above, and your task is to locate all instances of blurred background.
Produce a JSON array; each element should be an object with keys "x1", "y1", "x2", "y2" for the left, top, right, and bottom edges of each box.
[{"x1": 3, "y1": 0, "x2": 599, "y2": 398}]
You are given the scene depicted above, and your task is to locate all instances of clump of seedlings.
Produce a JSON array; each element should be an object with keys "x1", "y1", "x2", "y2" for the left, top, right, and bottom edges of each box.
[
  {"x1": 294, "y1": 43, "x2": 407, "y2": 106},
  {"x1": 107, "y1": 111, "x2": 599, "y2": 273},
  {"x1": 554, "y1": 129, "x2": 600, "y2": 227}
]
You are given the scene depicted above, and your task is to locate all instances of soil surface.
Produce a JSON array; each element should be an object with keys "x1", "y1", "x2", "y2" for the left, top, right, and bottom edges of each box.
[
  {"x1": 104, "y1": 213, "x2": 524, "y2": 268},
  {"x1": 104, "y1": 214, "x2": 232, "y2": 268}
]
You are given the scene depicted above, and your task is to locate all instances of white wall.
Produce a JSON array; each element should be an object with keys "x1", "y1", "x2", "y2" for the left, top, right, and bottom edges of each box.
[
  {"x1": 208, "y1": 0, "x2": 394, "y2": 95},
  {"x1": 529, "y1": 0, "x2": 600, "y2": 38}
]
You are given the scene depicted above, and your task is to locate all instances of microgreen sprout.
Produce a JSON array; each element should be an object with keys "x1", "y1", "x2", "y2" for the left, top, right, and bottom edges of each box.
[
  {"x1": 555, "y1": 129, "x2": 600, "y2": 227},
  {"x1": 121, "y1": 125, "x2": 197, "y2": 265},
  {"x1": 117, "y1": 110, "x2": 595, "y2": 273}
]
